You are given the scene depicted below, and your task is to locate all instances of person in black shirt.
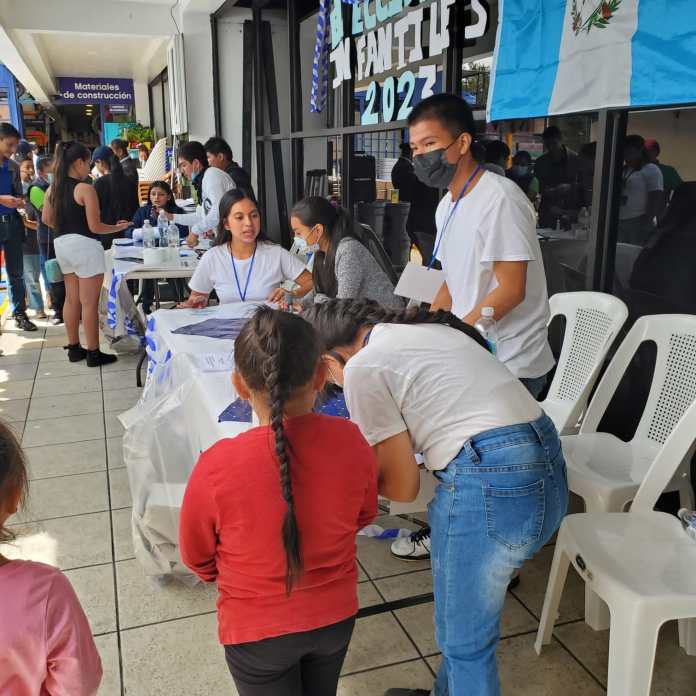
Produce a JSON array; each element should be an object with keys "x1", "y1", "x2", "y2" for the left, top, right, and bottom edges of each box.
[
  {"x1": 534, "y1": 126, "x2": 581, "y2": 228},
  {"x1": 110, "y1": 139, "x2": 139, "y2": 180},
  {"x1": 92, "y1": 145, "x2": 139, "y2": 249},
  {"x1": 390, "y1": 143, "x2": 439, "y2": 265},
  {"x1": 204, "y1": 136, "x2": 255, "y2": 199}
]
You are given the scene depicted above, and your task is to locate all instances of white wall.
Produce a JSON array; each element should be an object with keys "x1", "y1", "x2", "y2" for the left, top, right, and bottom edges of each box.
[
  {"x1": 628, "y1": 108, "x2": 696, "y2": 181},
  {"x1": 133, "y1": 80, "x2": 150, "y2": 126}
]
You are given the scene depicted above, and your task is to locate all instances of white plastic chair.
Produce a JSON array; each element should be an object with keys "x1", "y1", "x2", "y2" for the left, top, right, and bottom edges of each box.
[
  {"x1": 562, "y1": 313, "x2": 696, "y2": 629},
  {"x1": 541, "y1": 292, "x2": 628, "y2": 435},
  {"x1": 535, "y1": 398, "x2": 696, "y2": 695}
]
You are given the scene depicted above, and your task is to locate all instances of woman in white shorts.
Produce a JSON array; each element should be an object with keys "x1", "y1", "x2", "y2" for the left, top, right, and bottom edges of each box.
[{"x1": 42, "y1": 142, "x2": 130, "y2": 367}]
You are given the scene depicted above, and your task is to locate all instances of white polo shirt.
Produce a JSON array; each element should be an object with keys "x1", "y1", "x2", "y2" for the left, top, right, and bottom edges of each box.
[{"x1": 434, "y1": 171, "x2": 554, "y2": 379}]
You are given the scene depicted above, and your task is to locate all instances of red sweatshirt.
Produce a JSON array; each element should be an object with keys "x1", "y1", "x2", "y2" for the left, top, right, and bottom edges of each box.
[{"x1": 179, "y1": 413, "x2": 378, "y2": 645}]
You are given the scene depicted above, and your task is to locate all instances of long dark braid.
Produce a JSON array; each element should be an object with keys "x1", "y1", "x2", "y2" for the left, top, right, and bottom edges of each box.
[
  {"x1": 302, "y1": 299, "x2": 491, "y2": 353},
  {"x1": 234, "y1": 306, "x2": 321, "y2": 593}
]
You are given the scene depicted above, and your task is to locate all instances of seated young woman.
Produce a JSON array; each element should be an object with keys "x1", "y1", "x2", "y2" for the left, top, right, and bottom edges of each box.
[
  {"x1": 180, "y1": 190, "x2": 313, "y2": 309},
  {"x1": 291, "y1": 197, "x2": 403, "y2": 309},
  {"x1": 128, "y1": 180, "x2": 187, "y2": 238}
]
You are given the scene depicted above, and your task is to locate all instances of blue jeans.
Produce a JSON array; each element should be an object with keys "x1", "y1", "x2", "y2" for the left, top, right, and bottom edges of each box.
[
  {"x1": 23, "y1": 253, "x2": 44, "y2": 311},
  {"x1": 429, "y1": 413, "x2": 568, "y2": 696},
  {"x1": 0, "y1": 215, "x2": 27, "y2": 314}
]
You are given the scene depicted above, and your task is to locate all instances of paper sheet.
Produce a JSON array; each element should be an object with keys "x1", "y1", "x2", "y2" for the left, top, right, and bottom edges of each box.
[{"x1": 394, "y1": 262, "x2": 445, "y2": 304}]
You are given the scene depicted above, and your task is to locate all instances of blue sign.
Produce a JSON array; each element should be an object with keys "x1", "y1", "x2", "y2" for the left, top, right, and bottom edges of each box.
[{"x1": 56, "y1": 77, "x2": 134, "y2": 105}]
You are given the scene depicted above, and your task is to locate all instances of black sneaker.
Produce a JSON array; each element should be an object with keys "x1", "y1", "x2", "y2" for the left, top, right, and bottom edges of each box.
[
  {"x1": 86, "y1": 349, "x2": 118, "y2": 367},
  {"x1": 14, "y1": 312, "x2": 37, "y2": 332},
  {"x1": 385, "y1": 690, "x2": 431, "y2": 696},
  {"x1": 390, "y1": 526, "x2": 431, "y2": 561},
  {"x1": 65, "y1": 344, "x2": 87, "y2": 362}
]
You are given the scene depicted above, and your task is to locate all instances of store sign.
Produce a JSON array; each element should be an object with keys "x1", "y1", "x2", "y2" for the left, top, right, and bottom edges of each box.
[
  {"x1": 330, "y1": 0, "x2": 489, "y2": 125},
  {"x1": 56, "y1": 77, "x2": 134, "y2": 105}
]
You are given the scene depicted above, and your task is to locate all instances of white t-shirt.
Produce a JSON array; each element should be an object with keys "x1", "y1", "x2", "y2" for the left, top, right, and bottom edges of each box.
[
  {"x1": 344, "y1": 323, "x2": 542, "y2": 471},
  {"x1": 188, "y1": 242, "x2": 306, "y2": 305},
  {"x1": 434, "y1": 171, "x2": 554, "y2": 379},
  {"x1": 619, "y1": 163, "x2": 664, "y2": 220},
  {"x1": 174, "y1": 167, "x2": 235, "y2": 236}
]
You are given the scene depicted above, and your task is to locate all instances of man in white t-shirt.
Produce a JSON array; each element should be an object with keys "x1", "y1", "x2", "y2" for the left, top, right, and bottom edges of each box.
[
  {"x1": 388, "y1": 94, "x2": 556, "y2": 566},
  {"x1": 167, "y1": 141, "x2": 235, "y2": 247},
  {"x1": 408, "y1": 94, "x2": 554, "y2": 393},
  {"x1": 618, "y1": 134, "x2": 665, "y2": 246}
]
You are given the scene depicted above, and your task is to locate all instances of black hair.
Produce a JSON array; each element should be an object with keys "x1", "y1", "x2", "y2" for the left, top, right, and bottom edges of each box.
[
  {"x1": 399, "y1": 142, "x2": 411, "y2": 157},
  {"x1": 204, "y1": 136, "x2": 233, "y2": 163},
  {"x1": 0, "y1": 123, "x2": 21, "y2": 140},
  {"x1": 49, "y1": 140, "x2": 91, "y2": 234},
  {"x1": 291, "y1": 197, "x2": 361, "y2": 298},
  {"x1": 178, "y1": 141, "x2": 208, "y2": 169},
  {"x1": 0, "y1": 420, "x2": 28, "y2": 544},
  {"x1": 138, "y1": 144, "x2": 150, "y2": 155},
  {"x1": 579, "y1": 142, "x2": 597, "y2": 160},
  {"x1": 624, "y1": 134, "x2": 649, "y2": 168},
  {"x1": 212, "y1": 188, "x2": 267, "y2": 247},
  {"x1": 542, "y1": 125, "x2": 562, "y2": 141},
  {"x1": 95, "y1": 149, "x2": 138, "y2": 221},
  {"x1": 147, "y1": 180, "x2": 179, "y2": 213},
  {"x1": 110, "y1": 138, "x2": 129, "y2": 156},
  {"x1": 234, "y1": 306, "x2": 322, "y2": 592},
  {"x1": 36, "y1": 155, "x2": 53, "y2": 174},
  {"x1": 484, "y1": 139, "x2": 510, "y2": 165},
  {"x1": 303, "y1": 299, "x2": 491, "y2": 355},
  {"x1": 407, "y1": 93, "x2": 476, "y2": 140},
  {"x1": 512, "y1": 150, "x2": 532, "y2": 166}
]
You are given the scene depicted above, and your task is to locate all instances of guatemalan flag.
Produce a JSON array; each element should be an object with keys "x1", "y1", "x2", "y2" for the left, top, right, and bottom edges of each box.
[{"x1": 488, "y1": 0, "x2": 696, "y2": 121}]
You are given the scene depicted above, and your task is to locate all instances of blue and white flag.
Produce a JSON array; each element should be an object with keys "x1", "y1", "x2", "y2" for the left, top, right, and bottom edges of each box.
[{"x1": 488, "y1": 0, "x2": 696, "y2": 121}]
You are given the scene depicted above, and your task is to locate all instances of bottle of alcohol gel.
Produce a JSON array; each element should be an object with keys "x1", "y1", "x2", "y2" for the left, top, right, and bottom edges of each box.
[{"x1": 474, "y1": 306, "x2": 498, "y2": 356}]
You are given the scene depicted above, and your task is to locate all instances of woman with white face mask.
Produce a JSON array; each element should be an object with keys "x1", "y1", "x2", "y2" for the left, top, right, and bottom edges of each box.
[{"x1": 290, "y1": 197, "x2": 403, "y2": 309}]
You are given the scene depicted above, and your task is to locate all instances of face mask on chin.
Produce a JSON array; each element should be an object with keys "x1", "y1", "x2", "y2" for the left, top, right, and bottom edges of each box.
[{"x1": 413, "y1": 134, "x2": 465, "y2": 189}]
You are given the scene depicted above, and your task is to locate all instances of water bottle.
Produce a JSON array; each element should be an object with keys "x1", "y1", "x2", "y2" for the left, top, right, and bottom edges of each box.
[
  {"x1": 474, "y1": 306, "x2": 498, "y2": 356},
  {"x1": 167, "y1": 222, "x2": 180, "y2": 249},
  {"x1": 142, "y1": 220, "x2": 155, "y2": 249},
  {"x1": 157, "y1": 210, "x2": 168, "y2": 247}
]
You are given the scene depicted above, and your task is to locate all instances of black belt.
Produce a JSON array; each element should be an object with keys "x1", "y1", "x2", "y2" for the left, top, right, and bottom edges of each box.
[{"x1": 0, "y1": 212, "x2": 18, "y2": 224}]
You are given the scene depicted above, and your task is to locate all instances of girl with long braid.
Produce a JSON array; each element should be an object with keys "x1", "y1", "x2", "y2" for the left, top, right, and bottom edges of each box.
[
  {"x1": 179, "y1": 306, "x2": 377, "y2": 696},
  {"x1": 303, "y1": 299, "x2": 568, "y2": 696}
]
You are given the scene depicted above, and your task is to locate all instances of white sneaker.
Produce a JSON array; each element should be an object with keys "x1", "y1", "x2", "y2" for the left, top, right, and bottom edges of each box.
[{"x1": 390, "y1": 526, "x2": 431, "y2": 560}]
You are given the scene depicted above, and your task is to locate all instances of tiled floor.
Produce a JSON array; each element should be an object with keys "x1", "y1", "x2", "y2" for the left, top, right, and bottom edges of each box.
[{"x1": 2, "y1": 318, "x2": 696, "y2": 695}]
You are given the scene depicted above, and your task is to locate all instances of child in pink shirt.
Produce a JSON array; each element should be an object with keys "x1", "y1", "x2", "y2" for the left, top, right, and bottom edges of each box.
[{"x1": 0, "y1": 420, "x2": 103, "y2": 695}]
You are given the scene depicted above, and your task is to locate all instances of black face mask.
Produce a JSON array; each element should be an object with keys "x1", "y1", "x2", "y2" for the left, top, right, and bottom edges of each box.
[{"x1": 413, "y1": 134, "x2": 464, "y2": 189}]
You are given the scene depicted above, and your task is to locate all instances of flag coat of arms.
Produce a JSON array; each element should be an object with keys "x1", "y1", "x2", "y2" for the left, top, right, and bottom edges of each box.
[{"x1": 488, "y1": 0, "x2": 696, "y2": 121}]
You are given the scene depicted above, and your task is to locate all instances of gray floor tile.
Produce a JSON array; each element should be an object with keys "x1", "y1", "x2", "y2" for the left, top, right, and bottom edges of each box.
[
  {"x1": 33, "y1": 373, "x2": 101, "y2": 397},
  {"x1": 35, "y1": 359, "x2": 94, "y2": 378},
  {"x1": 105, "y1": 412, "x2": 125, "y2": 438},
  {"x1": 39, "y1": 346, "x2": 76, "y2": 362},
  {"x1": 103, "y1": 387, "x2": 142, "y2": 413},
  {"x1": 106, "y1": 437, "x2": 123, "y2": 468},
  {"x1": 342, "y1": 613, "x2": 419, "y2": 674},
  {"x1": 65, "y1": 563, "x2": 117, "y2": 635},
  {"x1": 555, "y1": 619, "x2": 696, "y2": 693},
  {"x1": 101, "y1": 355, "x2": 143, "y2": 373},
  {"x1": 511, "y1": 544, "x2": 585, "y2": 623},
  {"x1": 0, "y1": 362, "x2": 38, "y2": 382},
  {"x1": 0, "y1": 348, "x2": 41, "y2": 365},
  {"x1": 101, "y1": 367, "x2": 141, "y2": 388},
  {"x1": 16, "y1": 471, "x2": 108, "y2": 522},
  {"x1": 375, "y1": 569, "x2": 433, "y2": 601},
  {"x1": 116, "y1": 559, "x2": 217, "y2": 629},
  {"x1": 338, "y1": 659, "x2": 434, "y2": 694},
  {"x1": 0, "y1": 397, "x2": 29, "y2": 422},
  {"x1": 94, "y1": 633, "x2": 121, "y2": 696},
  {"x1": 27, "y1": 390, "x2": 103, "y2": 421},
  {"x1": 112, "y1": 507, "x2": 135, "y2": 561},
  {"x1": 0, "y1": 378, "x2": 34, "y2": 400},
  {"x1": 25, "y1": 439, "x2": 106, "y2": 479},
  {"x1": 22, "y1": 412, "x2": 104, "y2": 447},
  {"x1": 358, "y1": 581, "x2": 384, "y2": 609},
  {"x1": 4, "y1": 511, "x2": 112, "y2": 570},
  {"x1": 396, "y1": 595, "x2": 538, "y2": 657},
  {"x1": 427, "y1": 632, "x2": 605, "y2": 695},
  {"x1": 121, "y1": 613, "x2": 234, "y2": 696},
  {"x1": 109, "y1": 468, "x2": 132, "y2": 508}
]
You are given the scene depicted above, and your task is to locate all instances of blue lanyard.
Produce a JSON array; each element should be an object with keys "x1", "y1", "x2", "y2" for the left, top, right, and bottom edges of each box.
[
  {"x1": 231, "y1": 244, "x2": 257, "y2": 302},
  {"x1": 429, "y1": 165, "x2": 483, "y2": 269}
]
